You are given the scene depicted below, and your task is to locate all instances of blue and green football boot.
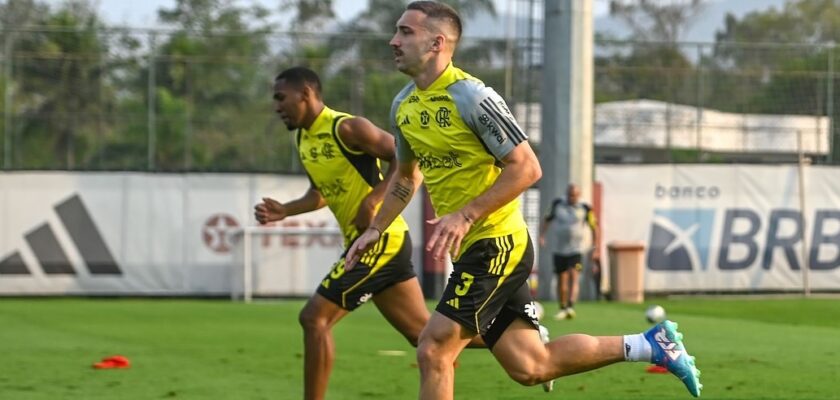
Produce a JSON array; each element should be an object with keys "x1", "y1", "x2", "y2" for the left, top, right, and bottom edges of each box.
[{"x1": 644, "y1": 320, "x2": 702, "y2": 397}]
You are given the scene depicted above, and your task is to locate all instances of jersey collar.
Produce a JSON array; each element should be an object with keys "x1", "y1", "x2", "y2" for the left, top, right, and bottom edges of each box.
[
  {"x1": 419, "y1": 62, "x2": 458, "y2": 92},
  {"x1": 303, "y1": 105, "x2": 333, "y2": 133}
]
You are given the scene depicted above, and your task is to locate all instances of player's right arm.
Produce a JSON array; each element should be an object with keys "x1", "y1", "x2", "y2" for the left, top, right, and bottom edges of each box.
[
  {"x1": 253, "y1": 185, "x2": 327, "y2": 225},
  {"x1": 346, "y1": 89, "x2": 421, "y2": 270},
  {"x1": 345, "y1": 159, "x2": 422, "y2": 270}
]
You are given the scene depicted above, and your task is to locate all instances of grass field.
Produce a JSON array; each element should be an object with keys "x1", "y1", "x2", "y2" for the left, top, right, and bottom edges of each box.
[{"x1": 1, "y1": 297, "x2": 838, "y2": 399}]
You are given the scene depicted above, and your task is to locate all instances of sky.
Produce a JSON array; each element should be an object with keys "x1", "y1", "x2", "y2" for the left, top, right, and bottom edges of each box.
[{"x1": 40, "y1": 0, "x2": 787, "y2": 42}]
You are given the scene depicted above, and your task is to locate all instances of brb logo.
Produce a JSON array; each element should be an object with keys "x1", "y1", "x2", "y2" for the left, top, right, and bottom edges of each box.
[
  {"x1": 648, "y1": 209, "x2": 715, "y2": 271},
  {"x1": 647, "y1": 208, "x2": 840, "y2": 271}
]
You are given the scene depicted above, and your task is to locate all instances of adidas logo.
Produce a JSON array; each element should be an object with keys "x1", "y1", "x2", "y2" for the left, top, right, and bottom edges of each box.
[
  {"x1": 445, "y1": 297, "x2": 460, "y2": 309},
  {"x1": 654, "y1": 329, "x2": 684, "y2": 361},
  {"x1": 0, "y1": 194, "x2": 122, "y2": 276}
]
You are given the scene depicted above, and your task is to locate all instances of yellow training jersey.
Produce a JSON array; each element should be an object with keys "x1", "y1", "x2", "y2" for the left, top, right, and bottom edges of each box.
[
  {"x1": 390, "y1": 63, "x2": 529, "y2": 258},
  {"x1": 297, "y1": 106, "x2": 409, "y2": 248}
]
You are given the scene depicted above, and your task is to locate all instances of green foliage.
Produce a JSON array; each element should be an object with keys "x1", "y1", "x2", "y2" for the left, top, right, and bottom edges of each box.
[
  {"x1": 0, "y1": 0, "x2": 510, "y2": 172},
  {"x1": 715, "y1": 0, "x2": 840, "y2": 45},
  {"x1": 700, "y1": 0, "x2": 840, "y2": 165},
  {"x1": 609, "y1": 0, "x2": 705, "y2": 43},
  {"x1": 596, "y1": 44, "x2": 695, "y2": 104}
]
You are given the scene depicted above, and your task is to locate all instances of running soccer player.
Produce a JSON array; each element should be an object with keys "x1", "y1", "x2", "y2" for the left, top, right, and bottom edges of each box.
[
  {"x1": 346, "y1": 2, "x2": 702, "y2": 399},
  {"x1": 256, "y1": 66, "x2": 436, "y2": 400}
]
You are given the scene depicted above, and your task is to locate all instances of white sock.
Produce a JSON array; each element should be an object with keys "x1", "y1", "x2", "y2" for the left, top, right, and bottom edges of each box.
[{"x1": 623, "y1": 334, "x2": 652, "y2": 362}]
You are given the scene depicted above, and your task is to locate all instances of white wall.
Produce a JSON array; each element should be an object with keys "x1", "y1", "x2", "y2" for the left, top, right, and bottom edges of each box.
[
  {"x1": 598, "y1": 165, "x2": 840, "y2": 292},
  {"x1": 0, "y1": 172, "x2": 423, "y2": 295}
]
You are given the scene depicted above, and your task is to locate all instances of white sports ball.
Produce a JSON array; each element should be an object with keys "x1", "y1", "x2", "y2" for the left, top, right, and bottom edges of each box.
[{"x1": 645, "y1": 305, "x2": 667, "y2": 324}]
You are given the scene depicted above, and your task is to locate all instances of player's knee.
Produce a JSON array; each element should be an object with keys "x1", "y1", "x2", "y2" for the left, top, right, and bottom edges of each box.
[
  {"x1": 416, "y1": 337, "x2": 449, "y2": 370},
  {"x1": 298, "y1": 308, "x2": 329, "y2": 333}
]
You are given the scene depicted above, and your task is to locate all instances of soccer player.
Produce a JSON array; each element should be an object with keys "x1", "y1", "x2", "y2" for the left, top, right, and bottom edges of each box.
[
  {"x1": 255, "y1": 66, "x2": 431, "y2": 400},
  {"x1": 539, "y1": 183, "x2": 600, "y2": 320},
  {"x1": 346, "y1": 2, "x2": 702, "y2": 399}
]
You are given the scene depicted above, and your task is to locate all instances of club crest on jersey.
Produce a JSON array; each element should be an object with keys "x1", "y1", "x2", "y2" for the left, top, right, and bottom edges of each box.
[{"x1": 435, "y1": 107, "x2": 452, "y2": 128}]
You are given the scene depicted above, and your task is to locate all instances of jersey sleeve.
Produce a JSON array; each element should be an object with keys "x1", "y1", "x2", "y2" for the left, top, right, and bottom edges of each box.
[
  {"x1": 449, "y1": 80, "x2": 528, "y2": 161},
  {"x1": 391, "y1": 84, "x2": 417, "y2": 162}
]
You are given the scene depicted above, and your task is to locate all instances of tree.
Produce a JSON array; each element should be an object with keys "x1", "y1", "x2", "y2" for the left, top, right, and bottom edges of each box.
[
  {"x1": 596, "y1": 44, "x2": 694, "y2": 103},
  {"x1": 596, "y1": 1, "x2": 706, "y2": 107},
  {"x1": 609, "y1": 0, "x2": 706, "y2": 43},
  {"x1": 1, "y1": 0, "x2": 116, "y2": 169},
  {"x1": 710, "y1": 0, "x2": 840, "y2": 162},
  {"x1": 715, "y1": 0, "x2": 840, "y2": 45},
  {"x1": 151, "y1": 0, "x2": 279, "y2": 171},
  {"x1": 279, "y1": 0, "x2": 499, "y2": 128}
]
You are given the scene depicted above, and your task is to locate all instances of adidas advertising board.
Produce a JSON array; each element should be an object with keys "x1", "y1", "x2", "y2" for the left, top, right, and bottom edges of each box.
[
  {"x1": 598, "y1": 165, "x2": 840, "y2": 292},
  {"x1": 0, "y1": 172, "x2": 381, "y2": 296}
]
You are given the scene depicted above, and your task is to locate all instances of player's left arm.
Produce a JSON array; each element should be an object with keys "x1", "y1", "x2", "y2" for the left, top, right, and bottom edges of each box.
[{"x1": 337, "y1": 116, "x2": 398, "y2": 232}]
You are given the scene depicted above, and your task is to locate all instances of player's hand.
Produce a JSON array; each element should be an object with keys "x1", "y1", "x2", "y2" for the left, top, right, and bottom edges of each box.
[
  {"x1": 592, "y1": 248, "x2": 601, "y2": 262},
  {"x1": 426, "y1": 210, "x2": 473, "y2": 261},
  {"x1": 254, "y1": 197, "x2": 287, "y2": 225},
  {"x1": 345, "y1": 227, "x2": 381, "y2": 271},
  {"x1": 539, "y1": 235, "x2": 546, "y2": 247},
  {"x1": 353, "y1": 196, "x2": 376, "y2": 232}
]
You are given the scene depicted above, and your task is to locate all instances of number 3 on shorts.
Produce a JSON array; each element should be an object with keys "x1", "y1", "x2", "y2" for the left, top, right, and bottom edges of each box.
[
  {"x1": 454, "y1": 272, "x2": 474, "y2": 296},
  {"x1": 330, "y1": 259, "x2": 346, "y2": 279}
]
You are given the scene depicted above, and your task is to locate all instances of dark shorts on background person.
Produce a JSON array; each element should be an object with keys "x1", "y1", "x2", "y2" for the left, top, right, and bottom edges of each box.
[
  {"x1": 553, "y1": 253, "x2": 582, "y2": 274},
  {"x1": 435, "y1": 229, "x2": 540, "y2": 349}
]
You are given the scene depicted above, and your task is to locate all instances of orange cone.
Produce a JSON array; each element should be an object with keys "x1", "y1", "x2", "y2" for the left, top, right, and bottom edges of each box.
[{"x1": 93, "y1": 355, "x2": 131, "y2": 369}]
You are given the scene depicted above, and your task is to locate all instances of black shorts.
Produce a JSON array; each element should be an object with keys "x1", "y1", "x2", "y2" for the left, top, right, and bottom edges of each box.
[
  {"x1": 316, "y1": 230, "x2": 415, "y2": 311},
  {"x1": 435, "y1": 229, "x2": 540, "y2": 349},
  {"x1": 553, "y1": 253, "x2": 582, "y2": 274}
]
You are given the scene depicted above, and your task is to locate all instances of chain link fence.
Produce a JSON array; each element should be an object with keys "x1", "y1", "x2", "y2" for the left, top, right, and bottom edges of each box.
[{"x1": 1, "y1": 27, "x2": 838, "y2": 171}]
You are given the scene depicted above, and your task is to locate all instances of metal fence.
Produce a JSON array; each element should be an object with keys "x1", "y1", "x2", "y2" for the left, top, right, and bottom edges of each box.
[
  {"x1": 2, "y1": 27, "x2": 838, "y2": 172},
  {"x1": 514, "y1": 39, "x2": 839, "y2": 164}
]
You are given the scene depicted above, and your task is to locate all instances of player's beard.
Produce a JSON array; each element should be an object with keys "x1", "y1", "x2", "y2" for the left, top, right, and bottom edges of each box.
[{"x1": 280, "y1": 115, "x2": 297, "y2": 130}]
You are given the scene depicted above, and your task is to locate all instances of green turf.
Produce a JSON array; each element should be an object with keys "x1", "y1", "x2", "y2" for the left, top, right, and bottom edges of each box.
[{"x1": 0, "y1": 297, "x2": 837, "y2": 399}]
